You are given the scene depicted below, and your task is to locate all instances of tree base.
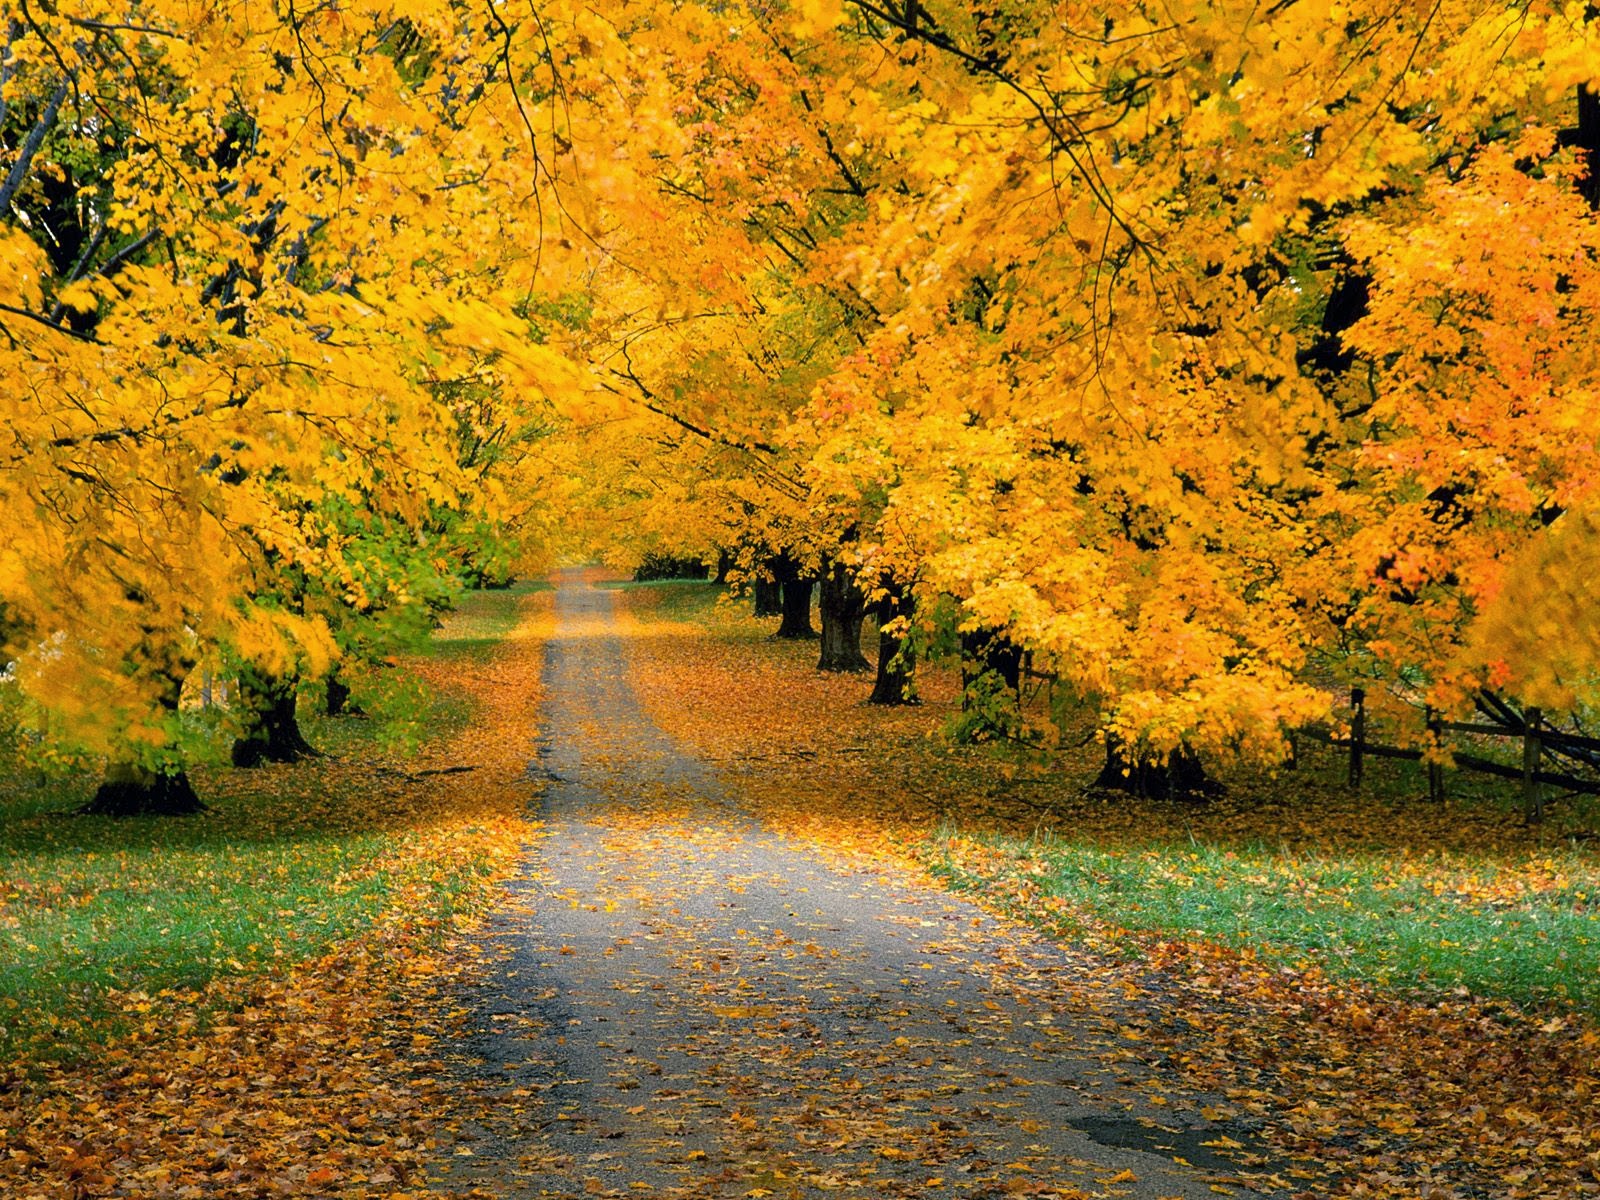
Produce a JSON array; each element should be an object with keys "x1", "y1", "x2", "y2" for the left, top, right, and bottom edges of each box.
[
  {"x1": 774, "y1": 581, "x2": 817, "y2": 638},
  {"x1": 773, "y1": 565, "x2": 816, "y2": 639},
  {"x1": 868, "y1": 673, "x2": 918, "y2": 704},
  {"x1": 232, "y1": 731, "x2": 320, "y2": 768},
  {"x1": 868, "y1": 588, "x2": 916, "y2": 704},
  {"x1": 1093, "y1": 742, "x2": 1221, "y2": 801},
  {"x1": 234, "y1": 672, "x2": 321, "y2": 768},
  {"x1": 868, "y1": 687, "x2": 919, "y2": 705},
  {"x1": 817, "y1": 560, "x2": 869, "y2": 672},
  {"x1": 818, "y1": 636, "x2": 870, "y2": 672},
  {"x1": 80, "y1": 771, "x2": 206, "y2": 817},
  {"x1": 819, "y1": 654, "x2": 870, "y2": 672}
]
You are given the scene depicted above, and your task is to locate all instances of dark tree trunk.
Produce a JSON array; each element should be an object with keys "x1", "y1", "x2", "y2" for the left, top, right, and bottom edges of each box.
[
  {"x1": 714, "y1": 549, "x2": 734, "y2": 585},
  {"x1": 232, "y1": 671, "x2": 319, "y2": 767},
  {"x1": 324, "y1": 672, "x2": 361, "y2": 717},
  {"x1": 772, "y1": 554, "x2": 817, "y2": 639},
  {"x1": 817, "y1": 559, "x2": 871, "y2": 672},
  {"x1": 1561, "y1": 73, "x2": 1600, "y2": 208},
  {"x1": 1582, "y1": 85, "x2": 1600, "y2": 209},
  {"x1": 777, "y1": 579, "x2": 816, "y2": 638},
  {"x1": 753, "y1": 576, "x2": 782, "y2": 618},
  {"x1": 869, "y1": 583, "x2": 916, "y2": 705},
  {"x1": 1093, "y1": 737, "x2": 1220, "y2": 800},
  {"x1": 952, "y1": 626, "x2": 1026, "y2": 742},
  {"x1": 82, "y1": 762, "x2": 205, "y2": 816},
  {"x1": 960, "y1": 626, "x2": 1022, "y2": 701},
  {"x1": 78, "y1": 669, "x2": 205, "y2": 816}
]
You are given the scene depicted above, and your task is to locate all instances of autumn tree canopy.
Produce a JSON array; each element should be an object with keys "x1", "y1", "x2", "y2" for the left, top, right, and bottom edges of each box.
[
  {"x1": 4, "y1": 0, "x2": 1599, "y2": 800},
  {"x1": 0, "y1": 0, "x2": 580, "y2": 808},
  {"x1": 554, "y1": 0, "x2": 1600, "y2": 767}
]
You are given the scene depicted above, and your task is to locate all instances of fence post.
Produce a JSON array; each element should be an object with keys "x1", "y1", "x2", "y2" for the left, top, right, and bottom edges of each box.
[
  {"x1": 1348, "y1": 687, "x2": 1365, "y2": 789},
  {"x1": 1524, "y1": 707, "x2": 1544, "y2": 825},
  {"x1": 1425, "y1": 707, "x2": 1445, "y2": 802}
]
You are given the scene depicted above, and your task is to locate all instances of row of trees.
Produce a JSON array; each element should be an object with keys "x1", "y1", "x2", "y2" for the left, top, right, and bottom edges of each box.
[
  {"x1": 551, "y1": 0, "x2": 1600, "y2": 787},
  {"x1": 4, "y1": 1, "x2": 1599, "y2": 807},
  {"x1": 0, "y1": 1, "x2": 577, "y2": 811}
]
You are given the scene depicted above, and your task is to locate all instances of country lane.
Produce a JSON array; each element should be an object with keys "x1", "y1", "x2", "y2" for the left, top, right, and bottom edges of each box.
[{"x1": 431, "y1": 573, "x2": 1290, "y2": 1200}]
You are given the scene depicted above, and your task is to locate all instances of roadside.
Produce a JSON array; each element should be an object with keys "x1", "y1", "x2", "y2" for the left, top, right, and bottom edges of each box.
[
  {"x1": 615, "y1": 580, "x2": 1600, "y2": 1200},
  {"x1": 0, "y1": 584, "x2": 553, "y2": 1200}
]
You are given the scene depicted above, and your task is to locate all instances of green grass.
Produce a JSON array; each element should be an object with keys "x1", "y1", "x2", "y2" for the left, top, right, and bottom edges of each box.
[
  {"x1": 605, "y1": 579, "x2": 728, "y2": 621},
  {"x1": 0, "y1": 802, "x2": 394, "y2": 1061},
  {"x1": 929, "y1": 830, "x2": 1600, "y2": 1012},
  {"x1": 427, "y1": 580, "x2": 548, "y2": 663},
  {"x1": 0, "y1": 583, "x2": 534, "y2": 1069},
  {"x1": 599, "y1": 577, "x2": 720, "y2": 593}
]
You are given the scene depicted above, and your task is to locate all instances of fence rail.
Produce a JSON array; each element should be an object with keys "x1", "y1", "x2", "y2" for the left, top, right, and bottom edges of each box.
[{"x1": 1298, "y1": 689, "x2": 1600, "y2": 822}]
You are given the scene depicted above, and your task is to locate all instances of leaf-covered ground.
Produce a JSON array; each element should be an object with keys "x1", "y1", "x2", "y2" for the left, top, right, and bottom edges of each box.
[
  {"x1": 0, "y1": 586, "x2": 555, "y2": 1199},
  {"x1": 616, "y1": 582, "x2": 1600, "y2": 1200},
  {"x1": 432, "y1": 574, "x2": 1295, "y2": 1200},
  {"x1": 7, "y1": 576, "x2": 1598, "y2": 1199}
]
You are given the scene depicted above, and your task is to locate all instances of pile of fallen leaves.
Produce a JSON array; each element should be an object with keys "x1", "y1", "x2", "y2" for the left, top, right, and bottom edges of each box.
[
  {"x1": 0, "y1": 593, "x2": 554, "y2": 1200},
  {"x1": 617, "y1": 584, "x2": 1600, "y2": 1200}
]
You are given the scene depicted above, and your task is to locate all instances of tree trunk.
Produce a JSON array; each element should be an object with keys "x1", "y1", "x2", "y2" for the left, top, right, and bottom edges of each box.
[
  {"x1": 753, "y1": 576, "x2": 782, "y2": 618},
  {"x1": 232, "y1": 670, "x2": 319, "y2": 767},
  {"x1": 324, "y1": 672, "x2": 361, "y2": 717},
  {"x1": 960, "y1": 627, "x2": 1022, "y2": 701},
  {"x1": 869, "y1": 583, "x2": 916, "y2": 705},
  {"x1": 1580, "y1": 83, "x2": 1599, "y2": 209},
  {"x1": 772, "y1": 554, "x2": 817, "y2": 639},
  {"x1": 82, "y1": 760, "x2": 205, "y2": 816},
  {"x1": 817, "y1": 559, "x2": 870, "y2": 672},
  {"x1": 78, "y1": 666, "x2": 205, "y2": 816},
  {"x1": 1560, "y1": 68, "x2": 1599, "y2": 206},
  {"x1": 951, "y1": 626, "x2": 1026, "y2": 742},
  {"x1": 1093, "y1": 737, "x2": 1219, "y2": 800}
]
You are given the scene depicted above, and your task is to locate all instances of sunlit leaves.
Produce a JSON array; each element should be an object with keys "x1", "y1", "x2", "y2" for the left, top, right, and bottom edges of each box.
[{"x1": 0, "y1": 1, "x2": 582, "y2": 768}]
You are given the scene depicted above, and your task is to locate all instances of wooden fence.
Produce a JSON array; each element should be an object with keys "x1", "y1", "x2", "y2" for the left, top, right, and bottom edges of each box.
[{"x1": 1299, "y1": 689, "x2": 1600, "y2": 823}]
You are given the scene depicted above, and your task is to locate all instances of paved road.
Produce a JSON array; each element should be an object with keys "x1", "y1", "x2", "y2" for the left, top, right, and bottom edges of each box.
[{"x1": 434, "y1": 575, "x2": 1286, "y2": 1199}]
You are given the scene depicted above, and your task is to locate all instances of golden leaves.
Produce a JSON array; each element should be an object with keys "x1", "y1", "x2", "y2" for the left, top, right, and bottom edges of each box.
[
  {"x1": 0, "y1": 588, "x2": 550, "y2": 1198},
  {"x1": 791, "y1": 0, "x2": 846, "y2": 38},
  {"x1": 0, "y1": 1, "x2": 595, "y2": 760}
]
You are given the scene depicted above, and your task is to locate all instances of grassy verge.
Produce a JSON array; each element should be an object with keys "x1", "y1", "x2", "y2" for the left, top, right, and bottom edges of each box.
[
  {"x1": 0, "y1": 583, "x2": 544, "y2": 1069},
  {"x1": 427, "y1": 579, "x2": 549, "y2": 663},
  {"x1": 929, "y1": 830, "x2": 1600, "y2": 1012}
]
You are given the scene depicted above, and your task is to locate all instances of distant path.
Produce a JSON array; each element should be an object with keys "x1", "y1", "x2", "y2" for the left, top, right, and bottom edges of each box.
[{"x1": 435, "y1": 573, "x2": 1285, "y2": 1199}]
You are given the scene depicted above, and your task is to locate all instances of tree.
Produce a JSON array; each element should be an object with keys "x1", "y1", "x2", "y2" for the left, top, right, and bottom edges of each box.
[
  {"x1": 0, "y1": 3, "x2": 582, "y2": 811},
  {"x1": 867, "y1": 578, "x2": 917, "y2": 705},
  {"x1": 776, "y1": 0, "x2": 1600, "y2": 776},
  {"x1": 817, "y1": 555, "x2": 870, "y2": 671}
]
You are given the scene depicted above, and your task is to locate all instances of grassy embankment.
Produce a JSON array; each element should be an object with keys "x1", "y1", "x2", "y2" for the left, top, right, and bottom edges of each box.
[
  {"x1": 0, "y1": 582, "x2": 547, "y2": 1069},
  {"x1": 617, "y1": 578, "x2": 1600, "y2": 1015}
]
